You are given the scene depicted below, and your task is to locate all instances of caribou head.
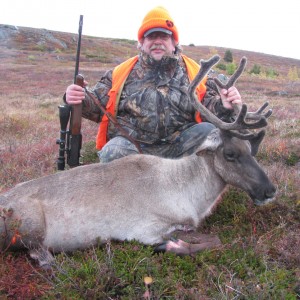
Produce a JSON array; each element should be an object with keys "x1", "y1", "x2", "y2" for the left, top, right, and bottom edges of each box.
[{"x1": 188, "y1": 55, "x2": 276, "y2": 205}]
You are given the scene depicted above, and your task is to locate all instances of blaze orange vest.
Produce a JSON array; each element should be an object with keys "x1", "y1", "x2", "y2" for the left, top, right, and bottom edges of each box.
[{"x1": 96, "y1": 55, "x2": 207, "y2": 150}]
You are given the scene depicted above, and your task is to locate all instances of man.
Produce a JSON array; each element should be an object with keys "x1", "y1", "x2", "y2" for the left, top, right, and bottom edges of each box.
[{"x1": 65, "y1": 6, "x2": 242, "y2": 163}]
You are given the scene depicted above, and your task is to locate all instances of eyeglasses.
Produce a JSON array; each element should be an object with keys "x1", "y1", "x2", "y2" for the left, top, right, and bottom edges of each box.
[{"x1": 145, "y1": 32, "x2": 172, "y2": 41}]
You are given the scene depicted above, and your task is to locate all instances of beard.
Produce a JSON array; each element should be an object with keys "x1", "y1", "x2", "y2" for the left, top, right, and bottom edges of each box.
[{"x1": 149, "y1": 45, "x2": 166, "y2": 51}]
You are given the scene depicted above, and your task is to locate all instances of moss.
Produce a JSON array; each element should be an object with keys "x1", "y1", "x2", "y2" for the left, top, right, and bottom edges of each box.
[
  {"x1": 285, "y1": 152, "x2": 299, "y2": 166},
  {"x1": 81, "y1": 141, "x2": 98, "y2": 164}
]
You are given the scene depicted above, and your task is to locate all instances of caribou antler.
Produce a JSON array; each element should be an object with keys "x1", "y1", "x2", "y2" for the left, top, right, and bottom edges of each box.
[
  {"x1": 214, "y1": 56, "x2": 247, "y2": 90},
  {"x1": 214, "y1": 57, "x2": 272, "y2": 121},
  {"x1": 188, "y1": 55, "x2": 272, "y2": 133},
  {"x1": 244, "y1": 102, "x2": 272, "y2": 120}
]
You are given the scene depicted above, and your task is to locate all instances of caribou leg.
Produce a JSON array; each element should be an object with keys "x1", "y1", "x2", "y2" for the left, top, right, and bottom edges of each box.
[
  {"x1": 29, "y1": 247, "x2": 55, "y2": 269},
  {"x1": 154, "y1": 232, "x2": 222, "y2": 255}
]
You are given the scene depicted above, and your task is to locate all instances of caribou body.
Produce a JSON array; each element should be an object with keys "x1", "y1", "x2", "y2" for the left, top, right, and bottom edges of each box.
[{"x1": 0, "y1": 56, "x2": 276, "y2": 261}]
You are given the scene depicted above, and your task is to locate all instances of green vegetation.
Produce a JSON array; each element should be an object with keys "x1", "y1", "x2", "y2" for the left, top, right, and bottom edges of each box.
[
  {"x1": 266, "y1": 67, "x2": 279, "y2": 78},
  {"x1": 288, "y1": 66, "x2": 300, "y2": 81},
  {"x1": 285, "y1": 152, "x2": 299, "y2": 166},
  {"x1": 81, "y1": 140, "x2": 99, "y2": 164},
  {"x1": 224, "y1": 49, "x2": 233, "y2": 63},
  {"x1": 216, "y1": 62, "x2": 226, "y2": 71},
  {"x1": 226, "y1": 62, "x2": 237, "y2": 75},
  {"x1": 111, "y1": 38, "x2": 137, "y2": 45},
  {"x1": 28, "y1": 54, "x2": 36, "y2": 61},
  {"x1": 216, "y1": 60, "x2": 279, "y2": 79},
  {"x1": 250, "y1": 64, "x2": 261, "y2": 75}
]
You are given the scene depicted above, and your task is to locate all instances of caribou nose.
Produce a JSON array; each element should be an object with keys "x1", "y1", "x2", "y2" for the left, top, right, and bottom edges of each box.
[
  {"x1": 265, "y1": 184, "x2": 276, "y2": 200},
  {"x1": 253, "y1": 184, "x2": 276, "y2": 206}
]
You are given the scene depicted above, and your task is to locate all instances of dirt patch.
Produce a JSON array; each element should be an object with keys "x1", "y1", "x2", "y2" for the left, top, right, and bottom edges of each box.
[{"x1": 0, "y1": 252, "x2": 52, "y2": 298}]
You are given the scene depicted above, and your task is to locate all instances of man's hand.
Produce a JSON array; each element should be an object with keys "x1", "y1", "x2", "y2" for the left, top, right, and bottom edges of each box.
[
  {"x1": 220, "y1": 86, "x2": 242, "y2": 110},
  {"x1": 66, "y1": 81, "x2": 88, "y2": 105}
]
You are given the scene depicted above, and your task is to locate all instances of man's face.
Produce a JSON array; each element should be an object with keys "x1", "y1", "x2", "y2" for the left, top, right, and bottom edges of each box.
[{"x1": 140, "y1": 32, "x2": 176, "y2": 61}]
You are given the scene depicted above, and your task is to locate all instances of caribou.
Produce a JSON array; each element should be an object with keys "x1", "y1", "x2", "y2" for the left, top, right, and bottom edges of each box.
[{"x1": 0, "y1": 55, "x2": 276, "y2": 264}]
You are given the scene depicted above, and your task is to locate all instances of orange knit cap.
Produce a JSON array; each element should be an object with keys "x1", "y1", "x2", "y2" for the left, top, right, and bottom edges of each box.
[{"x1": 138, "y1": 6, "x2": 179, "y2": 44}]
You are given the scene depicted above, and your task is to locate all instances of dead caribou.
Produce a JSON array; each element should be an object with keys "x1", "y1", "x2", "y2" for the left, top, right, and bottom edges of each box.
[{"x1": 0, "y1": 55, "x2": 276, "y2": 264}]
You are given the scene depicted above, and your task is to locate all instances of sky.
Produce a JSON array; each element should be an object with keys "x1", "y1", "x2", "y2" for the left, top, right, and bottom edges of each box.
[{"x1": 1, "y1": 0, "x2": 300, "y2": 60}]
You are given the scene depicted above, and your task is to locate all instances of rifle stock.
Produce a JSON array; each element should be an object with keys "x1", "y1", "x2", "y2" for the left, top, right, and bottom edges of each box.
[{"x1": 67, "y1": 74, "x2": 84, "y2": 167}]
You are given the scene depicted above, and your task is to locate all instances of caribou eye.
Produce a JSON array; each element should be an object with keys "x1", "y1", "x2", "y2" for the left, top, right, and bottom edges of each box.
[{"x1": 223, "y1": 149, "x2": 237, "y2": 162}]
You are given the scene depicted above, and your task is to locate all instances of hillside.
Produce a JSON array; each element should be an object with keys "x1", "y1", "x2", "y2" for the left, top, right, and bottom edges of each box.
[{"x1": 1, "y1": 24, "x2": 300, "y2": 98}]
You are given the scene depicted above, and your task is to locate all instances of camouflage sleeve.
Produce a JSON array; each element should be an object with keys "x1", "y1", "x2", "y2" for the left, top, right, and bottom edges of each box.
[
  {"x1": 202, "y1": 77, "x2": 235, "y2": 123},
  {"x1": 81, "y1": 70, "x2": 113, "y2": 123}
]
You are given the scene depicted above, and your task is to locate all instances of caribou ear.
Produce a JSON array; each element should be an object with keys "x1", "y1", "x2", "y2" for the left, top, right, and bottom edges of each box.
[
  {"x1": 250, "y1": 130, "x2": 266, "y2": 156},
  {"x1": 195, "y1": 129, "x2": 222, "y2": 156}
]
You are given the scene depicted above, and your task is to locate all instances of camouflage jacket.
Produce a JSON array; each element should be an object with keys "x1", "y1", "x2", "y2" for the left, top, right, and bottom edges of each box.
[{"x1": 82, "y1": 51, "x2": 234, "y2": 144}]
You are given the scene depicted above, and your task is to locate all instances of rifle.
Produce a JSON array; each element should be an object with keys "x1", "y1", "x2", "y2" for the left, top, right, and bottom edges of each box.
[{"x1": 56, "y1": 15, "x2": 84, "y2": 170}]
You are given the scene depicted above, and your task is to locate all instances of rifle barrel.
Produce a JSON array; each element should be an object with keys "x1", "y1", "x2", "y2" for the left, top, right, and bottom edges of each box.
[{"x1": 74, "y1": 15, "x2": 83, "y2": 82}]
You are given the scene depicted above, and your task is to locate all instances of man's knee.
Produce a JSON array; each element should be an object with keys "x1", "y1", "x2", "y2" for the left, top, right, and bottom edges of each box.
[
  {"x1": 181, "y1": 122, "x2": 215, "y2": 141},
  {"x1": 194, "y1": 122, "x2": 216, "y2": 135},
  {"x1": 97, "y1": 136, "x2": 139, "y2": 163}
]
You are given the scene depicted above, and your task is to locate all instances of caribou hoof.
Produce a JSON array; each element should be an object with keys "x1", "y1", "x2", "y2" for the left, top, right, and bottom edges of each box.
[
  {"x1": 154, "y1": 234, "x2": 222, "y2": 256},
  {"x1": 29, "y1": 248, "x2": 54, "y2": 269},
  {"x1": 153, "y1": 241, "x2": 169, "y2": 253}
]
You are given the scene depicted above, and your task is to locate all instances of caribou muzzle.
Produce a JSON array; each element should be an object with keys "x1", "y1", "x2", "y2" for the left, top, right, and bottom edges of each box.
[
  {"x1": 246, "y1": 172, "x2": 276, "y2": 205},
  {"x1": 252, "y1": 184, "x2": 276, "y2": 206}
]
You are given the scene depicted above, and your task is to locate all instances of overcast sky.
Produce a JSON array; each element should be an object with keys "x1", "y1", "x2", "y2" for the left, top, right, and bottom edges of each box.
[{"x1": 1, "y1": 0, "x2": 300, "y2": 60}]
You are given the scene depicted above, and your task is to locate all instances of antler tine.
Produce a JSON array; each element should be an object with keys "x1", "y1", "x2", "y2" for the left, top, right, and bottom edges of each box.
[
  {"x1": 214, "y1": 57, "x2": 246, "y2": 117},
  {"x1": 188, "y1": 55, "x2": 268, "y2": 131},
  {"x1": 214, "y1": 56, "x2": 247, "y2": 90},
  {"x1": 189, "y1": 55, "x2": 221, "y2": 95},
  {"x1": 188, "y1": 55, "x2": 236, "y2": 130},
  {"x1": 230, "y1": 129, "x2": 266, "y2": 156},
  {"x1": 246, "y1": 102, "x2": 273, "y2": 120}
]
